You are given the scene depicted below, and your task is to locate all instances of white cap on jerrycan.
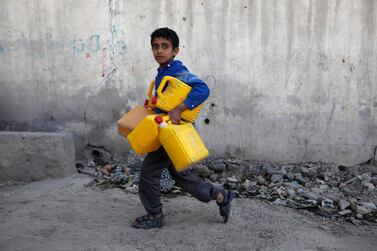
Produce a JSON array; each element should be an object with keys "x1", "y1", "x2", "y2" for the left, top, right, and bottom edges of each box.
[{"x1": 154, "y1": 116, "x2": 168, "y2": 128}]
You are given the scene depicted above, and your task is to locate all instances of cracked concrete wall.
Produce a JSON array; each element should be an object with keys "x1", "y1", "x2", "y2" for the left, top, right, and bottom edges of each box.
[{"x1": 0, "y1": 0, "x2": 376, "y2": 165}]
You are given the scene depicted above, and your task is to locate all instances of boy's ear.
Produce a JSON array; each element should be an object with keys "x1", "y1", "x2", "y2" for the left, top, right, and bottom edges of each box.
[{"x1": 173, "y1": 47, "x2": 179, "y2": 56}]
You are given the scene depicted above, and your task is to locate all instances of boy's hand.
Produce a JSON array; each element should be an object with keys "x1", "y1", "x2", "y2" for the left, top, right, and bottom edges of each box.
[{"x1": 168, "y1": 103, "x2": 188, "y2": 124}]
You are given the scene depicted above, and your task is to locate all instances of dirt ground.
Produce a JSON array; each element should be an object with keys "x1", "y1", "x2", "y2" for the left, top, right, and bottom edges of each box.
[{"x1": 0, "y1": 175, "x2": 376, "y2": 251}]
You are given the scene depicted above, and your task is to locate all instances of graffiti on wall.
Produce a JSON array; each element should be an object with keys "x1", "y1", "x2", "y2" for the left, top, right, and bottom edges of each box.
[
  {"x1": 0, "y1": 25, "x2": 127, "y2": 77},
  {"x1": 71, "y1": 25, "x2": 127, "y2": 56},
  {"x1": 0, "y1": 25, "x2": 127, "y2": 57}
]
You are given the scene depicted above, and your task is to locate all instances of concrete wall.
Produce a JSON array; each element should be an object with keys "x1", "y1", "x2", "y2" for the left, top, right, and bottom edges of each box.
[
  {"x1": 0, "y1": 0, "x2": 376, "y2": 165},
  {"x1": 0, "y1": 132, "x2": 76, "y2": 182}
]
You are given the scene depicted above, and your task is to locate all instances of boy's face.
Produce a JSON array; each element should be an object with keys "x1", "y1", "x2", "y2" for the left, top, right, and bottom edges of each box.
[{"x1": 151, "y1": 37, "x2": 179, "y2": 68}]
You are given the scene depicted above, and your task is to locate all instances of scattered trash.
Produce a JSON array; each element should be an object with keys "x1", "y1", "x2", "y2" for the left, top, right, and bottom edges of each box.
[{"x1": 76, "y1": 154, "x2": 377, "y2": 225}]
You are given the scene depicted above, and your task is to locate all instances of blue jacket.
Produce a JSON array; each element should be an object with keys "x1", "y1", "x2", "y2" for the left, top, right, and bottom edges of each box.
[{"x1": 154, "y1": 60, "x2": 210, "y2": 113}]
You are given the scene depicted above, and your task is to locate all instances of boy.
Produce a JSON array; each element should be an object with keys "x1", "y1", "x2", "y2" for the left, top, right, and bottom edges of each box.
[{"x1": 131, "y1": 27, "x2": 234, "y2": 229}]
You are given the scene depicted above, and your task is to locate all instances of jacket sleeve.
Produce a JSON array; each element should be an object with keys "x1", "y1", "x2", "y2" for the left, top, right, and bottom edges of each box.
[{"x1": 175, "y1": 71, "x2": 210, "y2": 110}]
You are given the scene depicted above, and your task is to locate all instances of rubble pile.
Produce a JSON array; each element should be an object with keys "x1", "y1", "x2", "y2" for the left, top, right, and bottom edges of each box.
[
  {"x1": 196, "y1": 158, "x2": 377, "y2": 225},
  {"x1": 76, "y1": 151, "x2": 178, "y2": 195},
  {"x1": 76, "y1": 151, "x2": 377, "y2": 225}
]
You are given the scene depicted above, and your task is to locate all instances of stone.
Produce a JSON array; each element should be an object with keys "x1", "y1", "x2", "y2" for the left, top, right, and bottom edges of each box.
[
  {"x1": 302, "y1": 191, "x2": 319, "y2": 200},
  {"x1": 359, "y1": 202, "x2": 377, "y2": 210},
  {"x1": 273, "y1": 198, "x2": 287, "y2": 206},
  {"x1": 294, "y1": 173, "x2": 307, "y2": 185},
  {"x1": 300, "y1": 167, "x2": 310, "y2": 176},
  {"x1": 350, "y1": 203, "x2": 372, "y2": 215},
  {"x1": 224, "y1": 177, "x2": 239, "y2": 190},
  {"x1": 370, "y1": 177, "x2": 377, "y2": 186},
  {"x1": 341, "y1": 187, "x2": 359, "y2": 197},
  {"x1": 209, "y1": 173, "x2": 218, "y2": 182},
  {"x1": 363, "y1": 182, "x2": 375, "y2": 191},
  {"x1": 307, "y1": 166, "x2": 319, "y2": 179},
  {"x1": 193, "y1": 164, "x2": 211, "y2": 178},
  {"x1": 338, "y1": 209, "x2": 352, "y2": 216},
  {"x1": 271, "y1": 174, "x2": 283, "y2": 183},
  {"x1": 361, "y1": 173, "x2": 371, "y2": 182},
  {"x1": 338, "y1": 200, "x2": 350, "y2": 210},
  {"x1": 329, "y1": 165, "x2": 340, "y2": 176},
  {"x1": 241, "y1": 179, "x2": 252, "y2": 191},
  {"x1": 284, "y1": 173, "x2": 295, "y2": 181},
  {"x1": 288, "y1": 189, "x2": 296, "y2": 198},
  {"x1": 356, "y1": 214, "x2": 363, "y2": 219},
  {"x1": 125, "y1": 185, "x2": 138, "y2": 194},
  {"x1": 207, "y1": 160, "x2": 227, "y2": 172},
  {"x1": 262, "y1": 163, "x2": 279, "y2": 175}
]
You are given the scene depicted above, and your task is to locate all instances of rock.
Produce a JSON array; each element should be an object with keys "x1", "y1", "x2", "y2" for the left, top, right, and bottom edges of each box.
[
  {"x1": 294, "y1": 173, "x2": 307, "y2": 185},
  {"x1": 370, "y1": 177, "x2": 377, "y2": 186},
  {"x1": 361, "y1": 173, "x2": 371, "y2": 182},
  {"x1": 300, "y1": 167, "x2": 310, "y2": 176},
  {"x1": 319, "y1": 184, "x2": 329, "y2": 191},
  {"x1": 363, "y1": 182, "x2": 375, "y2": 191},
  {"x1": 341, "y1": 186, "x2": 359, "y2": 197},
  {"x1": 356, "y1": 214, "x2": 363, "y2": 219},
  {"x1": 125, "y1": 185, "x2": 138, "y2": 194},
  {"x1": 338, "y1": 200, "x2": 350, "y2": 210},
  {"x1": 284, "y1": 173, "x2": 295, "y2": 181},
  {"x1": 241, "y1": 179, "x2": 252, "y2": 191},
  {"x1": 193, "y1": 164, "x2": 211, "y2": 178},
  {"x1": 273, "y1": 198, "x2": 287, "y2": 206},
  {"x1": 262, "y1": 163, "x2": 280, "y2": 175},
  {"x1": 271, "y1": 174, "x2": 283, "y2": 183},
  {"x1": 350, "y1": 203, "x2": 372, "y2": 215},
  {"x1": 207, "y1": 160, "x2": 227, "y2": 172},
  {"x1": 307, "y1": 166, "x2": 319, "y2": 179},
  {"x1": 302, "y1": 191, "x2": 319, "y2": 200},
  {"x1": 329, "y1": 165, "x2": 340, "y2": 177},
  {"x1": 339, "y1": 177, "x2": 357, "y2": 188},
  {"x1": 338, "y1": 209, "x2": 352, "y2": 216},
  {"x1": 315, "y1": 179, "x2": 326, "y2": 185},
  {"x1": 359, "y1": 202, "x2": 377, "y2": 210},
  {"x1": 209, "y1": 174, "x2": 218, "y2": 182},
  {"x1": 224, "y1": 177, "x2": 239, "y2": 190},
  {"x1": 288, "y1": 189, "x2": 296, "y2": 198}
]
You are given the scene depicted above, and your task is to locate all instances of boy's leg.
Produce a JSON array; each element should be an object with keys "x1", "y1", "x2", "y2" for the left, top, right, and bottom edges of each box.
[
  {"x1": 162, "y1": 150, "x2": 223, "y2": 203},
  {"x1": 138, "y1": 147, "x2": 170, "y2": 215},
  {"x1": 163, "y1": 147, "x2": 235, "y2": 222}
]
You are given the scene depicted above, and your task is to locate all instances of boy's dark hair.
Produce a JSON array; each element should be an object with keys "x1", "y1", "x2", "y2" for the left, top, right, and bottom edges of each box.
[{"x1": 151, "y1": 27, "x2": 179, "y2": 49}]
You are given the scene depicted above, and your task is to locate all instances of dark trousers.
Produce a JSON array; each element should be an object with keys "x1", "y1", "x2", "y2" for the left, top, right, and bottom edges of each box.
[{"x1": 139, "y1": 147, "x2": 223, "y2": 215}]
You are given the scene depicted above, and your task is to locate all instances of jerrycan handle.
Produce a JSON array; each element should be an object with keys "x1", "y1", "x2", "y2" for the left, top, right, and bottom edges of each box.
[
  {"x1": 156, "y1": 76, "x2": 176, "y2": 98},
  {"x1": 147, "y1": 80, "x2": 155, "y2": 100}
]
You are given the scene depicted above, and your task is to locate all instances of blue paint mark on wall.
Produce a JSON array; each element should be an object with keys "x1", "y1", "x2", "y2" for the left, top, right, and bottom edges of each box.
[{"x1": 0, "y1": 25, "x2": 127, "y2": 57}]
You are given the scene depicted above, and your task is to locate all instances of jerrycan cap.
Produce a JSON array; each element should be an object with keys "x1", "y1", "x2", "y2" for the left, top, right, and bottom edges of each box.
[
  {"x1": 151, "y1": 96, "x2": 157, "y2": 105},
  {"x1": 144, "y1": 99, "x2": 149, "y2": 106},
  {"x1": 154, "y1": 116, "x2": 163, "y2": 124}
]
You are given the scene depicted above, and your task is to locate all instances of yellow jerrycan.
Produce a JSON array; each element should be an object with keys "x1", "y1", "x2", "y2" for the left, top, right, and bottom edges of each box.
[
  {"x1": 117, "y1": 81, "x2": 156, "y2": 138},
  {"x1": 126, "y1": 114, "x2": 162, "y2": 155},
  {"x1": 151, "y1": 76, "x2": 204, "y2": 123},
  {"x1": 117, "y1": 105, "x2": 155, "y2": 137},
  {"x1": 145, "y1": 80, "x2": 156, "y2": 110},
  {"x1": 155, "y1": 116, "x2": 209, "y2": 172}
]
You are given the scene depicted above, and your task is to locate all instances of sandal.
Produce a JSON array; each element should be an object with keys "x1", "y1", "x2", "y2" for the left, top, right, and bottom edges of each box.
[
  {"x1": 131, "y1": 213, "x2": 165, "y2": 229},
  {"x1": 217, "y1": 190, "x2": 235, "y2": 223}
]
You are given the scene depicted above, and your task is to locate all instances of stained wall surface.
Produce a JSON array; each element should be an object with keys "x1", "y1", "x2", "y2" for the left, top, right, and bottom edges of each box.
[{"x1": 1, "y1": 0, "x2": 376, "y2": 165}]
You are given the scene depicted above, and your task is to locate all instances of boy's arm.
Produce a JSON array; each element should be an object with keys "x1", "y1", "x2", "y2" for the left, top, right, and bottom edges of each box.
[
  {"x1": 168, "y1": 103, "x2": 188, "y2": 124},
  {"x1": 176, "y1": 72, "x2": 210, "y2": 110}
]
